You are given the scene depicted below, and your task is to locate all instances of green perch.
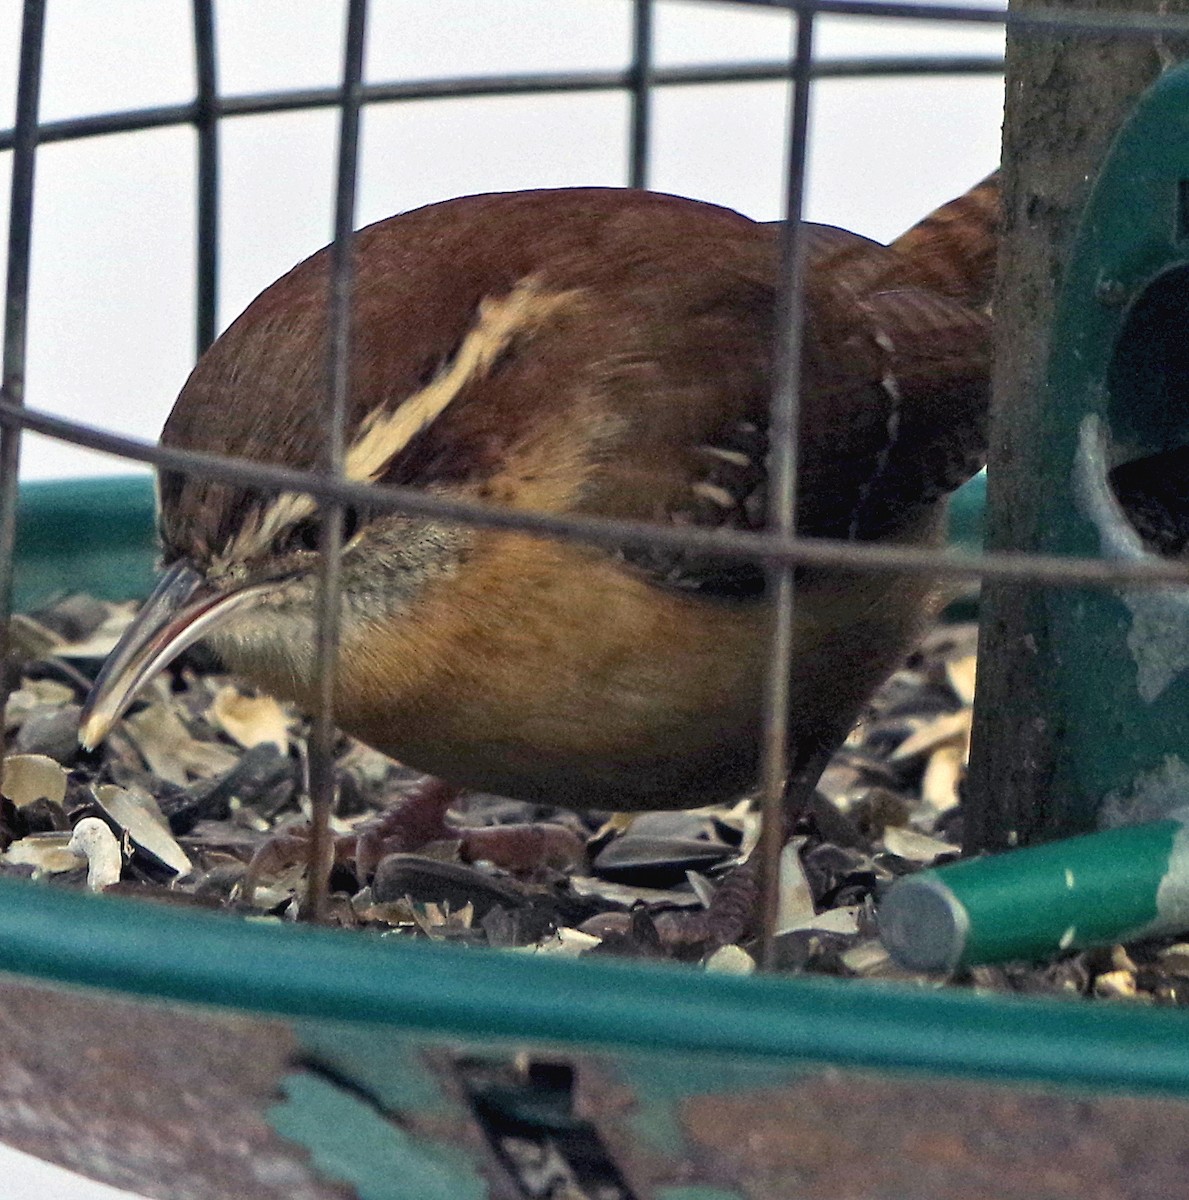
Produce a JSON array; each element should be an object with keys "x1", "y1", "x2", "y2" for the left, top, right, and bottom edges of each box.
[{"x1": 877, "y1": 809, "x2": 1189, "y2": 973}]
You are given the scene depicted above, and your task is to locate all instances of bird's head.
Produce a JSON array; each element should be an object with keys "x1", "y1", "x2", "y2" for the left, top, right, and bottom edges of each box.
[{"x1": 77, "y1": 496, "x2": 472, "y2": 753}]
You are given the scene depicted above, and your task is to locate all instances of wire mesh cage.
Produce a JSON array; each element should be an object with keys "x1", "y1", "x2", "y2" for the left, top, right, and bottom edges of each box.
[
  {"x1": 6, "y1": 3, "x2": 1189, "y2": 1196},
  {"x1": 4, "y1": 0, "x2": 1189, "y2": 959},
  {"x1": 2, "y1": 0, "x2": 1188, "y2": 957}
]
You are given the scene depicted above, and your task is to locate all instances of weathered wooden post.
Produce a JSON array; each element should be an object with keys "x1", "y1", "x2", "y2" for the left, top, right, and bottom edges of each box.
[{"x1": 967, "y1": 0, "x2": 1189, "y2": 851}]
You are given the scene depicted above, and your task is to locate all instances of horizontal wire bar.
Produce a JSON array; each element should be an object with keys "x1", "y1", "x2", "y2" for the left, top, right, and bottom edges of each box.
[
  {"x1": 728, "y1": 0, "x2": 1004, "y2": 19},
  {"x1": 5, "y1": 0, "x2": 1180, "y2": 162},
  {"x1": 4, "y1": 397, "x2": 1188, "y2": 593},
  {"x1": 0, "y1": 56, "x2": 1004, "y2": 153},
  {"x1": 727, "y1": 0, "x2": 1189, "y2": 39}
]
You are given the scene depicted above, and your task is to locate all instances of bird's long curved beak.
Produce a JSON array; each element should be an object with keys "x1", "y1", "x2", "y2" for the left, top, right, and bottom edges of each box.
[{"x1": 79, "y1": 561, "x2": 271, "y2": 750}]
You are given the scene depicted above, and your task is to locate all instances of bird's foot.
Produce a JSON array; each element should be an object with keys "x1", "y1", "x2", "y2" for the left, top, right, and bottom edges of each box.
[
  {"x1": 654, "y1": 743, "x2": 838, "y2": 958},
  {"x1": 353, "y1": 778, "x2": 465, "y2": 878},
  {"x1": 239, "y1": 825, "x2": 356, "y2": 906},
  {"x1": 354, "y1": 779, "x2": 586, "y2": 878},
  {"x1": 652, "y1": 860, "x2": 760, "y2": 956}
]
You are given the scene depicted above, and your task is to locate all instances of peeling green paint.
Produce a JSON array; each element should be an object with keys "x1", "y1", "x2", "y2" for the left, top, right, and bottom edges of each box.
[
  {"x1": 293, "y1": 1019, "x2": 454, "y2": 1115},
  {"x1": 268, "y1": 1071, "x2": 486, "y2": 1200},
  {"x1": 1039, "y1": 61, "x2": 1189, "y2": 829}
]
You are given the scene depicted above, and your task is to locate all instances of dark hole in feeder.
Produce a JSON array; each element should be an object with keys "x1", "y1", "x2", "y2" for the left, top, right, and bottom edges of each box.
[
  {"x1": 1106, "y1": 264, "x2": 1189, "y2": 556},
  {"x1": 1110, "y1": 447, "x2": 1189, "y2": 556},
  {"x1": 456, "y1": 1055, "x2": 638, "y2": 1199}
]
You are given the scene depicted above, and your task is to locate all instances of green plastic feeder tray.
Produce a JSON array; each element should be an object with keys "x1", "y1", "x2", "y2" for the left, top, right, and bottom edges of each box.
[{"x1": 8, "y1": 473, "x2": 1189, "y2": 1200}]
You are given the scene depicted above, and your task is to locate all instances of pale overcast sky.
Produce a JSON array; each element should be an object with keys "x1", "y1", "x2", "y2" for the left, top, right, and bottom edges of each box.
[{"x1": 0, "y1": 2, "x2": 1003, "y2": 1197}]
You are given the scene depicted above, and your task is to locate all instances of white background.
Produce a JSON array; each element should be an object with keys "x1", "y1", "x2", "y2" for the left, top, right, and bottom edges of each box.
[{"x1": 0, "y1": 1, "x2": 1002, "y2": 1196}]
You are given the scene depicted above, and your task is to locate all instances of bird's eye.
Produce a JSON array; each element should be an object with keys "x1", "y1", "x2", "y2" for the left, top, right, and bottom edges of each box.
[
  {"x1": 288, "y1": 507, "x2": 364, "y2": 553},
  {"x1": 291, "y1": 518, "x2": 321, "y2": 553}
]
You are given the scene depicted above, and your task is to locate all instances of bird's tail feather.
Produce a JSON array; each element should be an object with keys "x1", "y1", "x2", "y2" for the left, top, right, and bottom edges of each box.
[{"x1": 889, "y1": 172, "x2": 1000, "y2": 310}]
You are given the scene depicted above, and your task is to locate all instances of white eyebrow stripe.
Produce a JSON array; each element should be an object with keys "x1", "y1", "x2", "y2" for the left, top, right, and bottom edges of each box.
[
  {"x1": 213, "y1": 274, "x2": 578, "y2": 569},
  {"x1": 219, "y1": 490, "x2": 316, "y2": 570}
]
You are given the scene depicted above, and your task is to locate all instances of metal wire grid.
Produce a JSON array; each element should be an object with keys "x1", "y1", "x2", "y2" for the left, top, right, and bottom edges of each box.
[{"x1": 4, "y1": 0, "x2": 1189, "y2": 960}]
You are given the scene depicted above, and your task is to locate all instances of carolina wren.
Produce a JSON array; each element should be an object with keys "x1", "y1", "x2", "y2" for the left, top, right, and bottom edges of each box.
[{"x1": 80, "y1": 179, "x2": 996, "y2": 829}]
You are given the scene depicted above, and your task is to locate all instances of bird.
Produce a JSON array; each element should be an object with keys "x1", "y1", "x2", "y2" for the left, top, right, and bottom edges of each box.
[{"x1": 79, "y1": 176, "x2": 997, "y2": 888}]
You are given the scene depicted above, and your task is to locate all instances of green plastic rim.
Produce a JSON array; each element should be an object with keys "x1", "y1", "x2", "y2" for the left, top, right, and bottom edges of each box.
[{"x1": 15, "y1": 474, "x2": 157, "y2": 612}]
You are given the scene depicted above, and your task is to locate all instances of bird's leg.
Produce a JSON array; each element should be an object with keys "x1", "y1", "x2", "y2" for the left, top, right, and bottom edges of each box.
[
  {"x1": 353, "y1": 778, "x2": 464, "y2": 878},
  {"x1": 654, "y1": 741, "x2": 837, "y2": 957}
]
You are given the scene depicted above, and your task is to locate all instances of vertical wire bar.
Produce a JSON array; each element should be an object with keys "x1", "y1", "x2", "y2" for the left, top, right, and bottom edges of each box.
[
  {"x1": 628, "y1": 0, "x2": 654, "y2": 188},
  {"x1": 305, "y1": 0, "x2": 369, "y2": 920},
  {"x1": 756, "y1": 4, "x2": 815, "y2": 971},
  {"x1": 192, "y1": 0, "x2": 220, "y2": 356},
  {"x1": 0, "y1": 0, "x2": 48, "y2": 759}
]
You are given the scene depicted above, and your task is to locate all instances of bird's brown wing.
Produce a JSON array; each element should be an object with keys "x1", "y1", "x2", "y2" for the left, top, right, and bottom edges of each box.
[
  {"x1": 616, "y1": 285, "x2": 990, "y2": 596},
  {"x1": 617, "y1": 191, "x2": 994, "y2": 598}
]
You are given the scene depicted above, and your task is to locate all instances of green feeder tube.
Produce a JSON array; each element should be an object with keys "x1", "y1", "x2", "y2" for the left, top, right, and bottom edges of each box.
[{"x1": 877, "y1": 810, "x2": 1189, "y2": 973}]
